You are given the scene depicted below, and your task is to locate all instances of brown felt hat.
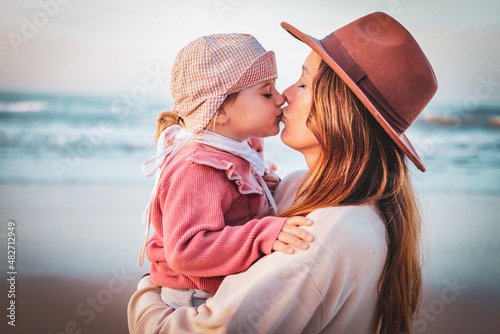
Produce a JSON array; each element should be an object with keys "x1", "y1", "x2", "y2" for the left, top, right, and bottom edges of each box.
[{"x1": 281, "y1": 12, "x2": 438, "y2": 172}]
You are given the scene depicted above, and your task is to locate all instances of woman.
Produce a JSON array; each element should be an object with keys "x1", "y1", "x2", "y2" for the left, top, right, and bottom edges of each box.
[{"x1": 128, "y1": 12, "x2": 437, "y2": 334}]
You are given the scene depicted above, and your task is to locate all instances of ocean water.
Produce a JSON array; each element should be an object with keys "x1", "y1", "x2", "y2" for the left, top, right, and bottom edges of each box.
[{"x1": 0, "y1": 92, "x2": 499, "y2": 194}]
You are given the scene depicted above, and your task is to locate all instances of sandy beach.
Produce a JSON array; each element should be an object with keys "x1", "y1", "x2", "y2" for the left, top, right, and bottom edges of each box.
[
  {"x1": 0, "y1": 183, "x2": 499, "y2": 333},
  {"x1": 0, "y1": 183, "x2": 152, "y2": 334}
]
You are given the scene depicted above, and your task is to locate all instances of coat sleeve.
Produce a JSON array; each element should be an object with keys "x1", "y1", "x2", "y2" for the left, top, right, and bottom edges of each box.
[{"x1": 158, "y1": 161, "x2": 287, "y2": 278}]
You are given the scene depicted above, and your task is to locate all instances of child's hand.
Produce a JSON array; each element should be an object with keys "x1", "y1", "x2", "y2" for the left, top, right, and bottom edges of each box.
[
  {"x1": 273, "y1": 217, "x2": 314, "y2": 254},
  {"x1": 262, "y1": 170, "x2": 280, "y2": 195}
]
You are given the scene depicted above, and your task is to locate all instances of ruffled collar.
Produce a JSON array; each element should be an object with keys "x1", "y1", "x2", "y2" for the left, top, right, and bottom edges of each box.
[{"x1": 143, "y1": 125, "x2": 265, "y2": 177}]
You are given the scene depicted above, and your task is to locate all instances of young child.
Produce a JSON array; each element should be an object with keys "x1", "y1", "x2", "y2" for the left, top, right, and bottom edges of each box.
[{"x1": 137, "y1": 33, "x2": 313, "y2": 307}]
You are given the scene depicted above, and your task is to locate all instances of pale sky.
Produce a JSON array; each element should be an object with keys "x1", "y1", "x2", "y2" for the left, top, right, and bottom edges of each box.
[{"x1": 1, "y1": 0, "x2": 500, "y2": 104}]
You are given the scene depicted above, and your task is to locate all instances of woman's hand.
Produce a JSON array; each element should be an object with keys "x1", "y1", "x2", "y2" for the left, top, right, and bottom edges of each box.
[
  {"x1": 262, "y1": 170, "x2": 281, "y2": 195},
  {"x1": 273, "y1": 217, "x2": 314, "y2": 254}
]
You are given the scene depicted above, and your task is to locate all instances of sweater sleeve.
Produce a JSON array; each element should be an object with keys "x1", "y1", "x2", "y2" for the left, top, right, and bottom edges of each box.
[
  {"x1": 128, "y1": 206, "x2": 388, "y2": 334},
  {"x1": 158, "y1": 161, "x2": 287, "y2": 278}
]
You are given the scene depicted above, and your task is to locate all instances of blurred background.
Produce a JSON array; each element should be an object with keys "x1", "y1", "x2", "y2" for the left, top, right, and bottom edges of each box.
[{"x1": 0, "y1": 0, "x2": 499, "y2": 333}]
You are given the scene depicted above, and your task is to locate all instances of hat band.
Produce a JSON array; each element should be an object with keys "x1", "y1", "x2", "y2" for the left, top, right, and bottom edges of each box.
[{"x1": 320, "y1": 34, "x2": 409, "y2": 135}]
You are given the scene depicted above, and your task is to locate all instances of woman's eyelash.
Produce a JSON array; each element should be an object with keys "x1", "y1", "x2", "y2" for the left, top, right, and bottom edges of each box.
[
  {"x1": 298, "y1": 84, "x2": 306, "y2": 88},
  {"x1": 263, "y1": 93, "x2": 272, "y2": 98}
]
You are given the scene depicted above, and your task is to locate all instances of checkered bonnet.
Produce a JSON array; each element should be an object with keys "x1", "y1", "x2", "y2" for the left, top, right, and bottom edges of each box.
[{"x1": 170, "y1": 33, "x2": 278, "y2": 132}]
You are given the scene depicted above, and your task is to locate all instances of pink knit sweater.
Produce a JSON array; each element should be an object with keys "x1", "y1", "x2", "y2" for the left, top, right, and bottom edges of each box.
[{"x1": 146, "y1": 143, "x2": 287, "y2": 294}]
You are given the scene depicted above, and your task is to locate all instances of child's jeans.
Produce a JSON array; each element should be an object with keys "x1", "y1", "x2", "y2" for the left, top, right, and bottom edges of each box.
[{"x1": 160, "y1": 287, "x2": 214, "y2": 309}]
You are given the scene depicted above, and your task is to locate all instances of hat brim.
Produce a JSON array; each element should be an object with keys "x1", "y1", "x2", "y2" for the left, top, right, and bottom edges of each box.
[{"x1": 281, "y1": 22, "x2": 426, "y2": 172}]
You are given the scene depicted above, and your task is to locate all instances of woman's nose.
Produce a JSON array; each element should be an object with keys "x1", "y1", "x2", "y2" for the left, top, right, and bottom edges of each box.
[{"x1": 282, "y1": 86, "x2": 292, "y2": 105}]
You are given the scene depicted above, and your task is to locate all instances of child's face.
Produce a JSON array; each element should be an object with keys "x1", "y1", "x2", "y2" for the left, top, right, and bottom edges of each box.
[{"x1": 223, "y1": 79, "x2": 285, "y2": 141}]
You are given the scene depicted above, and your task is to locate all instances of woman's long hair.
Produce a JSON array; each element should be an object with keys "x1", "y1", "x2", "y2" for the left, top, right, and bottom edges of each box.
[{"x1": 278, "y1": 60, "x2": 422, "y2": 334}]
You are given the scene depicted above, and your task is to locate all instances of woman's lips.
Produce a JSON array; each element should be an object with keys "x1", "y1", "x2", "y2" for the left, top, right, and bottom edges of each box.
[
  {"x1": 280, "y1": 108, "x2": 287, "y2": 121},
  {"x1": 276, "y1": 108, "x2": 283, "y2": 122}
]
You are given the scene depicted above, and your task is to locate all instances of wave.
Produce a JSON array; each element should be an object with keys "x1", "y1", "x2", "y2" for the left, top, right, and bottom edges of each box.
[
  {"x1": 422, "y1": 106, "x2": 500, "y2": 128},
  {"x1": 0, "y1": 93, "x2": 499, "y2": 194},
  {"x1": 0, "y1": 101, "x2": 48, "y2": 113},
  {"x1": 423, "y1": 114, "x2": 461, "y2": 125}
]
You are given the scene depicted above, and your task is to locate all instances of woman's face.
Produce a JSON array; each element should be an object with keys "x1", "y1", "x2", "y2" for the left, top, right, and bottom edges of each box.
[{"x1": 281, "y1": 52, "x2": 322, "y2": 163}]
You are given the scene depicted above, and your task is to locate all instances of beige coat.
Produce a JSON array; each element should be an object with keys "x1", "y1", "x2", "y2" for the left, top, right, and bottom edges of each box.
[{"x1": 128, "y1": 171, "x2": 388, "y2": 333}]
